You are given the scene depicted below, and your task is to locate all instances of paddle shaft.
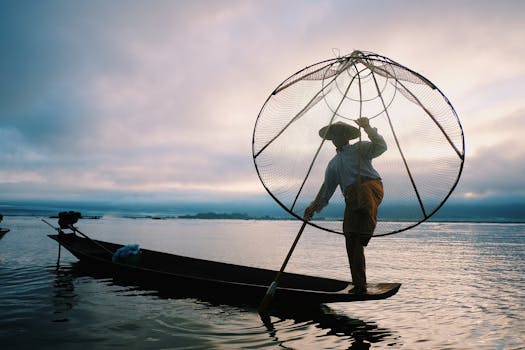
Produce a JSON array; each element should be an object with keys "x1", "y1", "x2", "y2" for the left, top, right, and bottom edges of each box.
[
  {"x1": 273, "y1": 220, "x2": 307, "y2": 284},
  {"x1": 258, "y1": 220, "x2": 307, "y2": 312}
]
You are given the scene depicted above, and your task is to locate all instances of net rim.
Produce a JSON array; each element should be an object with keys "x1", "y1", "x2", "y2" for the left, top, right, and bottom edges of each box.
[{"x1": 252, "y1": 50, "x2": 465, "y2": 237}]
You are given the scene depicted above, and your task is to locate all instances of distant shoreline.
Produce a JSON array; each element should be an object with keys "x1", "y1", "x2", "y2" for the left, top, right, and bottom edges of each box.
[
  {"x1": 1, "y1": 200, "x2": 524, "y2": 224},
  {"x1": 176, "y1": 212, "x2": 278, "y2": 220},
  {"x1": 0, "y1": 211, "x2": 524, "y2": 225}
]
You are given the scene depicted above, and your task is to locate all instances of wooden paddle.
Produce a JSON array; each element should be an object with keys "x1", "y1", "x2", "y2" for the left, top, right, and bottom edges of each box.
[{"x1": 258, "y1": 220, "x2": 307, "y2": 313}]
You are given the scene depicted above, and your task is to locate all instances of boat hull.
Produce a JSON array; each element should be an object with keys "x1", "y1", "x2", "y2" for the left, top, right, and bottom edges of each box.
[{"x1": 49, "y1": 233, "x2": 400, "y2": 306}]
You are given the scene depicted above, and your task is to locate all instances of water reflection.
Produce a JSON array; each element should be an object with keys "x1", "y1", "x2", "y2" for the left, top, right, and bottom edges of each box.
[
  {"x1": 52, "y1": 262, "x2": 398, "y2": 349},
  {"x1": 262, "y1": 305, "x2": 397, "y2": 349},
  {"x1": 50, "y1": 265, "x2": 78, "y2": 322}
]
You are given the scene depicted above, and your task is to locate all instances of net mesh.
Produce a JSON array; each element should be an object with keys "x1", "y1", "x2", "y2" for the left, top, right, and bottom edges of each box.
[{"x1": 253, "y1": 51, "x2": 465, "y2": 236}]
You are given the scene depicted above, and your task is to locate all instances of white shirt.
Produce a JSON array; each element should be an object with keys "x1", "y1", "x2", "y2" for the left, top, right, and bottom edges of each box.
[{"x1": 315, "y1": 126, "x2": 387, "y2": 210}]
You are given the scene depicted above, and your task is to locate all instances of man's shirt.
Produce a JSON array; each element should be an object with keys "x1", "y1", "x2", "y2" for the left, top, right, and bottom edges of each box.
[{"x1": 315, "y1": 126, "x2": 387, "y2": 210}]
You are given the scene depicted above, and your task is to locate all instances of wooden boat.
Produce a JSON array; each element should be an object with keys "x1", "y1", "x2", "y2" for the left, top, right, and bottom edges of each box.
[
  {"x1": 49, "y1": 233, "x2": 401, "y2": 306},
  {"x1": 0, "y1": 228, "x2": 9, "y2": 240}
]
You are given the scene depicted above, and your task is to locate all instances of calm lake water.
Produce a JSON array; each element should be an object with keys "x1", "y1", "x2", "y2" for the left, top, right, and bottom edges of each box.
[{"x1": 0, "y1": 216, "x2": 523, "y2": 349}]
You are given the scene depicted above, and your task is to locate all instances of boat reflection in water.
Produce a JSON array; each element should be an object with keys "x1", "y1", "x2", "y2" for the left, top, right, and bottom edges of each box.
[
  {"x1": 50, "y1": 265, "x2": 78, "y2": 323},
  {"x1": 51, "y1": 262, "x2": 398, "y2": 349}
]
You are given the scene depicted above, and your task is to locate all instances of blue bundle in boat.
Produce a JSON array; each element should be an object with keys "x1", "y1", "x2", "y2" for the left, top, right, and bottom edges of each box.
[{"x1": 112, "y1": 244, "x2": 140, "y2": 263}]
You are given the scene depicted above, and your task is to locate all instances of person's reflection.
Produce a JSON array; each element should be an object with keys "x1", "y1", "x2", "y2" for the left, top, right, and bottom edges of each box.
[{"x1": 261, "y1": 304, "x2": 398, "y2": 349}]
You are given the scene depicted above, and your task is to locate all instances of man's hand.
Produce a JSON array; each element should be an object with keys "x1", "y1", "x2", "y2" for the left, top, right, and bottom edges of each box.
[
  {"x1": 355, "y1": 117, "x2": 370, "y2": 129},
  {"x1": 304, "y1": 203, "x2": 316, "y2": 221}
]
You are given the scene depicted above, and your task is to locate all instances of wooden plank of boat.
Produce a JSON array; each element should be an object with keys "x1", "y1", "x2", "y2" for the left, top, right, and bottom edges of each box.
[{"x1": 48, "y1": 233, "x2": 400, "y2": 306}]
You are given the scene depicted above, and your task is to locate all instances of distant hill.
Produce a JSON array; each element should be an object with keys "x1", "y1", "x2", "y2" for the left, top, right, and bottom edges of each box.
[
  {"x1": 177, "y1": 212, "x2": 251, "y2": 220},
  {"x1": 177, "y1": 212, "x2": 277, "y2": 220},
  {"x1": 1, "y1": 199, "x2": 524, "y2": 223}
]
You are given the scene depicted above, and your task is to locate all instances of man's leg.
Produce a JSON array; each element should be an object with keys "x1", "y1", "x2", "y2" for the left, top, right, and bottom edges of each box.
[
  {"x1": 345, "y1": 232, "x2": 366, "y2": 291},
  {"x1": 343, "y1": 180, "x2": 383, "y2": 293}
]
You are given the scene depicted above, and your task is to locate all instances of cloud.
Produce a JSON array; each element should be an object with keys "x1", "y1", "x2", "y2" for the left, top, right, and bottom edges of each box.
[
  {"x1": 458, "y1": 147, "x2": 525, "y2": 200},
  {"x1": 1, "y1": 0, "x2": 524, "y2": 204}
]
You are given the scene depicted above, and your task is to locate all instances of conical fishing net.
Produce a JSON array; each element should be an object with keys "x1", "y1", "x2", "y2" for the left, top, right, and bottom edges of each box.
[{"x1": 253, "y1": 51, "x2": 465, "y2": 236}]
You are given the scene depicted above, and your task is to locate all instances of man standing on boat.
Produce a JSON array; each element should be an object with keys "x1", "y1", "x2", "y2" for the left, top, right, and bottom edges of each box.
[{"x1": 304, "y1": 117, "x2": 387, "y2": 294}]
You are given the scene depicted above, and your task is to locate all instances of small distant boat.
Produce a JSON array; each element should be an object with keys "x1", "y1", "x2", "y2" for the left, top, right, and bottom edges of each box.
[
  {"x1": 49, "y1": 233, "x2": 400, "y2": 306},
  {"x1": 0, "y1": 228, "x2": 9, "y2": 240},
  {"x1": 0, "y1": 214, "x2": 8, "y2": 240}
]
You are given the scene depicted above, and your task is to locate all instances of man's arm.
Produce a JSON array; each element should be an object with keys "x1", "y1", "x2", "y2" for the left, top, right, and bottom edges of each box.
[
  {"x1": 304, "y1": 167, "x2": 337, "y2": 220},
  {"x1": 356, "y1": 117, "x2": 387, "y2": 158},
  {"x1": 304, "y1": 183, "x2": 326, "y2": 220}
]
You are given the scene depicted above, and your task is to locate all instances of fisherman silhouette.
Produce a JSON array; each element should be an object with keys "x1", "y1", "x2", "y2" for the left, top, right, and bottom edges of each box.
[{"x1": 304, "y1": 117, "x2": 387, "y2": 294}]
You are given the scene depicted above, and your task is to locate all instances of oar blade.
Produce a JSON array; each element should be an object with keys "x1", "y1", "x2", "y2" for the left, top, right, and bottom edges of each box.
[{"x1": 258, "y1": 281, "x2": 277, "y2": 313}]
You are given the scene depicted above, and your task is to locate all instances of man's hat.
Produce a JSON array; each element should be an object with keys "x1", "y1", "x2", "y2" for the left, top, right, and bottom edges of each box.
[{"x1": 318, "y1": 121, "x2": 360, "y2": 140}]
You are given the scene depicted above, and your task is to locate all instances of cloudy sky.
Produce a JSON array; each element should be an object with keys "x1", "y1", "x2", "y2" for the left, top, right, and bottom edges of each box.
[{"x1": 1, "y1": 0, "x2": 524, "y2": 207}]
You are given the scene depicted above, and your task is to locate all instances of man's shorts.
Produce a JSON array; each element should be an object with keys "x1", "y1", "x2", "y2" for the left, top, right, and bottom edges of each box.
[{"x1": 343, "y1": 179, "x2": 384, "y2": 246}]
